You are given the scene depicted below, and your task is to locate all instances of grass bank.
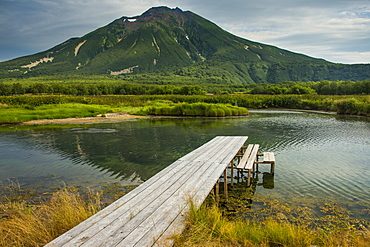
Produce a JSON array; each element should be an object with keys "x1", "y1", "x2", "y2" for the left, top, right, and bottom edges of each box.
[
  {"x1": 174, "y1": 202, "x2": 370, "y2": 247},
  {"x1": 0, "y1": 96, "x2": 249, "y2": 124},
  {"x1": 0, "y1": 187, "x2": 101, "y2": 246},
  {"x1": 1, "y1": 182, "x2": 369, "y2": 246},
  {"x1": 0, "y1": 94, "x2": 369, "y2": 124}
]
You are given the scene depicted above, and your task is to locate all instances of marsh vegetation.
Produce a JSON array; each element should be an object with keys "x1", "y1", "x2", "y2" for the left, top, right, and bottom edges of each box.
[{"x1": 1, "y1": 182, "x2": 369, "y2": 247}]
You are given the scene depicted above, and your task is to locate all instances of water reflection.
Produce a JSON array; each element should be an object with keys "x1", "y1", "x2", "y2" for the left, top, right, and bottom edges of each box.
[
  {"x1": 0, "y1": 111, "x2": 369, "y2": 220},
  {"x1": 0, "y1": 118, "x2": 236, "y2": 191},
  {"x1": 258, "y1": 173, "x2": 275, "y2": 189}
]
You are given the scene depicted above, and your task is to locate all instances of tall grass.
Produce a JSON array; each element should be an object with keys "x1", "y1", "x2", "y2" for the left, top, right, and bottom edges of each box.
[
  {"x1": 174, "y1": 203, "x2": 370, "y2": 247},
  {"x1": 137, "y1": 102, "x2": 248, "y2": 117},
  {"x1": 0, "y1": 95, "x2": 369, "y2": 119},
  {"x1": 0, "y1": 187, "x2": 101, "y2": 246},
  {"x1": 1, "y1": 183, "x2": 369, "y2": 246}
]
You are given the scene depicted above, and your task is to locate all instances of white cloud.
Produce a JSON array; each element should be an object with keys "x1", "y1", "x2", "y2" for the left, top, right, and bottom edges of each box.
[
  {"x1": 327, "y1": 51, "x2": 370, "y2": 64},
  {"x1": 216, "y1": 3, "x2": 370, "y2": 63},
  {"x1": 0, "y1": 0, "x2": 369, "y2": 64}
]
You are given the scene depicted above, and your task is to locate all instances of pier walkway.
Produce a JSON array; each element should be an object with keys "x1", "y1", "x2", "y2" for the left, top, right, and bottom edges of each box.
[{"x1": 46, "y1": 136, "x2": 271, "y2": 247}]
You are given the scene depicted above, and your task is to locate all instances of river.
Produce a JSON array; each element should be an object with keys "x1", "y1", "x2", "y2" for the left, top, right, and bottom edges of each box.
[{"x1": 0, "y1": 110, "x2": 369, "y2": 220}]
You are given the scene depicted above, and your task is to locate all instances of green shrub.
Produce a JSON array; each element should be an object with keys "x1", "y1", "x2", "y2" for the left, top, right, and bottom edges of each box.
[
  {"x1": 146, "y1": 103, "x2": 248, "y2": 117},
  {"x1": 335, "y1": 99, "x2": 362, "y2": 115}
]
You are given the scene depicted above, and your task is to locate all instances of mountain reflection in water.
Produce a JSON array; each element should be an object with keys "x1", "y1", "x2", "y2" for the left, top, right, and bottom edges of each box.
[{"x1": 0, "y1": 111, "x2": 369, "y2": 220}]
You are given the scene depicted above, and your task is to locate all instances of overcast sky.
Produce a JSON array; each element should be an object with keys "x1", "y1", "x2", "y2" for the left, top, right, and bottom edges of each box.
[{"x1": 1, "y1": 0, "x2": 369, "y2": 64}]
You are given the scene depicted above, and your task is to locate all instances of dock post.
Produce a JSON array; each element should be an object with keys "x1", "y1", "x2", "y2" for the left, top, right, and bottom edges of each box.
[
  {"x1": 230, "y1": 160, "x2": 234, "y2": 187},
  {"x1": 223, "y1": 169, "x2": 228, "y2": 201},
  {"x1": 215, "y1": 181, "x2": 220, "y2": 203}
]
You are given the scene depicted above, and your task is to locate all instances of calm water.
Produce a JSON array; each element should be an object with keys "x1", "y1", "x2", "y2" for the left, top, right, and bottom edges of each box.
[{"x1": 0, "y1": 110, "x2": 369, "y2": 219}]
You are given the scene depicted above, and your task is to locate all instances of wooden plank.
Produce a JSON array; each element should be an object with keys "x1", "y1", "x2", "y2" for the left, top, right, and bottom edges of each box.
[
  {"x1": 125, "y1": 137, "x2": 248, "y2": 246},
  {"x1": 138, "y1": 140, "x2": 246, "y2": 246},
  {"x1": 46, "y1": 136, "x2": 248, "y2": 247},
  {"x1": 109, "y1": 137, "x2": 247, "y2": 246},
  {"x1": 245, "y1": 144, "x2": 259, "y2": 170},
  {"x1": 117, "y1": 137, "x2": 247, "y2": 246},
  {"x1": 46, "y1": 160, "x2": 182, "y2": 245},
  {"x1": 154, "y1": 158, "x2": 240, "y2": 246},
  {"x1": 263, "y1": 152, "x2": 275, "y2": 162},
  {"x1": 48, "y1": 163, "x2": 185, "y2": 246},
  {"x1": 65, "y1": 138, "x2": 232, "y2": 246},
  {"x1": 85, "y1": 137, "x2": 244, "y2": 245},
  {"x1": 46, "y1": 137, "x2": 230, "y2": 246},
  {"x1": 236, "y1": 144, "x2": 253, "y2": 169},
  {"x1": 220, "y1": 137, "x2": 249, "y2": 165},
  {"x1": 78, "y1": 162, "x2": 203, "y2": 246},
  {"x1": 119, "y1": 160, "x2": 223, "y2": 246},
  {"x1": 264, "y1": 152, "x2": 275, "y2": 174},
  {"x1": 178, "y1": 136, "x2": 226, "y2": 162},
  {"x1": 154, "y1": 137, "x2": 248, "y2": 246}
]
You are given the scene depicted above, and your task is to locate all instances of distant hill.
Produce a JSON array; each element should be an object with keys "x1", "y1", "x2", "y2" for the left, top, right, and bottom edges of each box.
[{"x1": 1, "y1": 6, "x2": 369, "y2": 83}]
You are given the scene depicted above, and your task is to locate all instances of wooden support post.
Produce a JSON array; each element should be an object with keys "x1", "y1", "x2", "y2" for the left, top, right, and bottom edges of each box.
[
  {"x1": 271, "y1": 161, "x2": 275, "y2": 174},
  {"x1": 215, "y1": 181, "x2": 219, "y2": 203},
  {"x1": 223, "y1": 169, "x2": 228, "y2": 201},
  {"x1": 230, "y1": 160, "x2": 234, "y2": 187},
  {"x1": 247, "y1": 169, "x2": 251, "y2": 187}
]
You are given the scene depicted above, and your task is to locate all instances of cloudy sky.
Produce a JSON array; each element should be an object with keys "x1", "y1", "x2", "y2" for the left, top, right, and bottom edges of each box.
[{"x1": 1, "y1": 0, "x2": 369, "y2": 64}]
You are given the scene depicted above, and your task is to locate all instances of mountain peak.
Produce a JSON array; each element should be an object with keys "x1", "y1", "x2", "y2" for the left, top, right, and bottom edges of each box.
[
  {"x1": 143, "y1": 6, "x2": 183, "y2": 14},
  {"x1": 1, "y1": 6, "x2": 369, "y2": 83},
  {"x1": 120, "y1": 6, "x2": 185, "y2": 24}
]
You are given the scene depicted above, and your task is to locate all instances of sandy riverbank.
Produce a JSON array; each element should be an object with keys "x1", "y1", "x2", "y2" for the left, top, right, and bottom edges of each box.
[{"x1": 21, "y1": 113, "x2": 148, "y2": 125}]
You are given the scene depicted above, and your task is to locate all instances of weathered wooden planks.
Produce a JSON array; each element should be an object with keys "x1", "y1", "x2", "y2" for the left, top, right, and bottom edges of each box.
[
  {"x1": 236, "y1": 144, "x2": 260, "y2": 186},
  {"x1": 256, "y1": 152, "x2": 276, "y2": 174},
  {"x1": 46, "y1": 136, "x2": 248, "y2": 247},
  {"x1": 236, "y1": 144, "x2": 253, "y2": 169},
  {"x1": 263, "y1": 152, "x2": 275, "y2": 163},
  {"x1": 245, "y1": 144, "x2": 260, "y2": 170}
]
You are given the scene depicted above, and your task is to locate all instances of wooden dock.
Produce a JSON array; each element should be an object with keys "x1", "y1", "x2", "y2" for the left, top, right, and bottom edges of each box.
[{"x1": 46, "y1": 136, "x2": 274, "y2": 247}]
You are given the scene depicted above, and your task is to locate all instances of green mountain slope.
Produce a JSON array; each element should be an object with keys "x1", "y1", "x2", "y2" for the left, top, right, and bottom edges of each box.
[{"x1": 1, "y1": 6, "x2": 369, "y2": 83}]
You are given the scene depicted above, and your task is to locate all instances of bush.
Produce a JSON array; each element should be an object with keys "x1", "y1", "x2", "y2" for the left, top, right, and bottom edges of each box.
[
  {"x1": 146, "y1": 103, "x2": 248, "y2": 117},
  {"x1": 334, "y1": 99, "x2": 369, "y2": 116}
]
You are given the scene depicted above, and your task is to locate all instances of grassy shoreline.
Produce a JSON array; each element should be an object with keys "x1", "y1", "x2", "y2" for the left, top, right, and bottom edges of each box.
[
  {"x1": 0, "y1": 94, "x2": 369, "y2": 124},
  {"x1": 175, "y1": 202, "x2": 370, "y2": 246},
  {"x1": 0, "y1": 187, "x2": 102, "y2": 246},
  {"x1": 1, "y1": 184, "x2": 369, "y2": 246}
]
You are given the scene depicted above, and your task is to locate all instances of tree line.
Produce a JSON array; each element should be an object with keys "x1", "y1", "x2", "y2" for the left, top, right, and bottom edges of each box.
[
  {"x1": 249, "y1": 80, "x2": 370, "y2": 95},
  {"x1": 0, "y1": 83, "x2": 206, "y2": 96},
  {"x1": 0, "y1": 78, "x2": 369, "y2": 96}
]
